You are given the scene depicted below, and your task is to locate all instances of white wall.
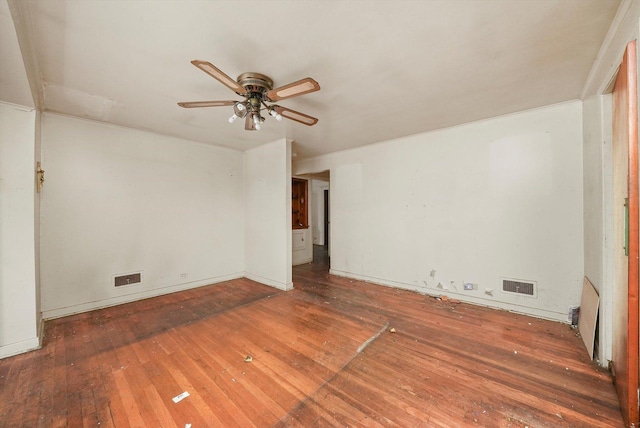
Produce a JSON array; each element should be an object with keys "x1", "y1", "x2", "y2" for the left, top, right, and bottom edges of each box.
[
  {"x1": 40, "y1": 113, "x2": 245, "y2": 318},
  {"x1": 34, "y1": 109, "x2": 42, "y2": 333},
  {"x1": 583, "y1": 96, "x2": 609, "y2": 295},
  {"x1": 0, "y1": 102, "x2": 39, "y2": 357},
  {"x1": 244, "y1": 138, "x2": 293, "y2": 290},
  {"x1": 583, "y1": 94, "x2": 614, "y2": 364},
  {"x1": 295, "y1": 101, "x2": 584, "y2": 322}
]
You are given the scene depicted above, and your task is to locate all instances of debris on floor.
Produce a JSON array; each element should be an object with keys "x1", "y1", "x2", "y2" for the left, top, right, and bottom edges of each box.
[
  {"x1": 172, "y1": 391, "x2": 190, "y2": 403},
  {"x1": 244, "y1": 355, "x2": 253, "y2": 363},
  {"x1": 390, "y1": 327, "x2": 396, "y2": 333},
  {"x1": 432, "y1": 295, "x2": 460, "y2": 304}
]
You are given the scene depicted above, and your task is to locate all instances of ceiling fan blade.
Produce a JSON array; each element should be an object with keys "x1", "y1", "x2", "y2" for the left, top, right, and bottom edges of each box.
[
  {"x1": 266, "y1": 77, "x2": 320, "y2": 101},
  {"x1": 191, "y1": 60, "x2": 247, "y2": 95},
  {"x1": 245, "y1": 115, "x2": 256, "y2": 131},
  {"x1": 273, "y1": 106, "x2": 319, "y2": 126},
  {"x1": 177, "y1": 100, "x2": 237, "y2": 108}
]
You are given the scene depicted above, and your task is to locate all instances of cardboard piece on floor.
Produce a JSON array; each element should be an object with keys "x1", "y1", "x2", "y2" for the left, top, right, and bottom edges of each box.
[{"x1": 578, "y1": 277, "x2": 600, "y2": 359}]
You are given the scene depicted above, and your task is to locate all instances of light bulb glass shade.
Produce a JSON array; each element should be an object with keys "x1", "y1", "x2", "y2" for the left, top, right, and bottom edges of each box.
[
  {"x1": 268, "y1": 107, "x2": 283, "y2": 122},
  {"x1": 228, "y1": 114, "x2": 238, "y2": 123},
  {"x1": 255, "y1": 122, "x2": 261, "y2": 130},
  {"x1": 234, "y1": 103, "x2": 248, "y2": 117},
  {"x1": 253, "y1": 114, "x2": 260, "y2": 124}
]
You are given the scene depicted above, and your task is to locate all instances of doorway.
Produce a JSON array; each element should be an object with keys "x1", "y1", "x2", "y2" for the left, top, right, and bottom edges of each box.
[
  {"x1": 309, "y1": 171, "x2": 330, "y2": 269},
  {"x1": 323, "y1": 189, "x2": 329, "y2": 248}
]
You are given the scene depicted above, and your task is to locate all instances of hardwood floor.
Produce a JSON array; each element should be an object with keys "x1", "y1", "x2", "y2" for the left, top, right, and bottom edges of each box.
[{"x1": 0, "y1": 247, "x2": 623, "y2": 427}]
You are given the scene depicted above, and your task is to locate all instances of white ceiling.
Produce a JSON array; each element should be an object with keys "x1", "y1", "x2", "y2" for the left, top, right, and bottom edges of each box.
[
  {"x1": 0, "y1": 0, "x2": 34, "y2": 108},
  {"x1": 6, "y1": 0, "x2": 621, "y2": 159}
]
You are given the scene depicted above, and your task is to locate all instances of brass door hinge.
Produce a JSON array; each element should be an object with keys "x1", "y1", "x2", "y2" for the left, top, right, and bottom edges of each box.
[{"x1": 36, "y1": 162, "x2": 44, "y2": 192}]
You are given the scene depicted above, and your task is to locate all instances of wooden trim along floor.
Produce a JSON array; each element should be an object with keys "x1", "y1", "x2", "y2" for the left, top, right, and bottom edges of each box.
[{"x1": 0, "y1": 248, "x2": 623, "y2": 427}]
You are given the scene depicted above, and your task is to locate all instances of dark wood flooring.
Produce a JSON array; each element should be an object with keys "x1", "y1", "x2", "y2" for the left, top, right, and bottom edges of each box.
[{"x1": 0, "y1": 245, "x2": 623, "y2": 427}]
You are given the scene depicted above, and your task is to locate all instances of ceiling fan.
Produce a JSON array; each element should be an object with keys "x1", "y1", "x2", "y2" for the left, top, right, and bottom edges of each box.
[{"x1": 178, "y1": 60, "x2": 320, "y2": 131}]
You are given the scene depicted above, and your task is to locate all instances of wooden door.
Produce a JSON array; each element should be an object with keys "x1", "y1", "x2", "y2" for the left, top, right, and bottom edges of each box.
[{"x1": 612, "y1": 39, "x2": 639, "y2": 427}]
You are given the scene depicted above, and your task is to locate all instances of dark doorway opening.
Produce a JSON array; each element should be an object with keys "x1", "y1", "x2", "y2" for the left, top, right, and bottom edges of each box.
[{"x1": 323, "y1": 189, "x2": 329, "y2": 248}]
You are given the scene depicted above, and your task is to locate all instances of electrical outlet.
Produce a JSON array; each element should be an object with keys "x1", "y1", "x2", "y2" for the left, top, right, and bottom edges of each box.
[
  {"x1": 569, "y1": 306, "x2": 580, "y2": 325},
  {"x1": 180, "y1": 272, "x2": 188, "y2": 279}
]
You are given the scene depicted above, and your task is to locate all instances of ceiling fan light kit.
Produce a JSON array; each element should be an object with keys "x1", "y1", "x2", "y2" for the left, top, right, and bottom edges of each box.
[{"x1": 178, "y1": 60, "x2": 320, "y2": 131}]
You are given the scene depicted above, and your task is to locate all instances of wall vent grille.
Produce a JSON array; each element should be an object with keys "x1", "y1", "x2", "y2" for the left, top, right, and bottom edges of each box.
[
  {"x1": 502, "y1": 278, "x2": 536, "y2": 297},
  {"x1": 114, "y1": 273, "x2": 141, "y2": 287}
]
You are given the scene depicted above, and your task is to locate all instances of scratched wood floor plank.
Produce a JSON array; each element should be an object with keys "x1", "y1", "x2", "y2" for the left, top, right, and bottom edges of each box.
[{"x1": 0, "y1": 246, "x2": 625, "y2": 427}]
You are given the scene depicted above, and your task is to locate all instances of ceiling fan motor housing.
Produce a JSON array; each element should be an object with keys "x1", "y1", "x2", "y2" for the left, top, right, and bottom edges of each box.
[
  {"x1": 237, "y1": 72, "x2": 273, "y2": 93},
  {"x1": 238, "y1": 73, "x2": 274, "y2": 117}
]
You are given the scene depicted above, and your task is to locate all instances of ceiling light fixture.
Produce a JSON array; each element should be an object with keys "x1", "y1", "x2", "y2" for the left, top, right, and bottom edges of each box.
[
  {"x1": 253, "y1": 113, "x2": 261, "y2": 130},
  {"x1": 268, "y1": 106, "x2": 283, "y2": 121},
  {"x1": 178, "y1": 60, "x2": 320, "y2": 131}
]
